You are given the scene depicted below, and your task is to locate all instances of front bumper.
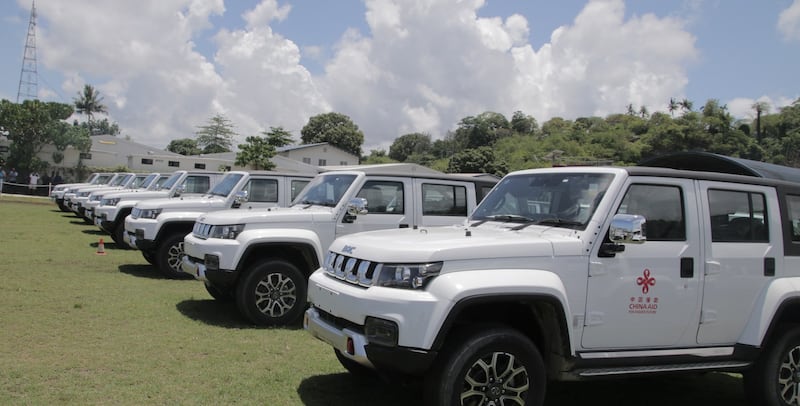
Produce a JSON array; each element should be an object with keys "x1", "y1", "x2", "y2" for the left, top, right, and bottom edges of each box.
[
  {"x1": 304, "y1": 270, "x2": 442, "y2": 376},
  {"x1": 304, "y1": 306, "x2": 437, "y2": 376}
]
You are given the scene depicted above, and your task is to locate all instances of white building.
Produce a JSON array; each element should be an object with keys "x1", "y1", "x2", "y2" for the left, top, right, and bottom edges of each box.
[{"x1": 0, "y1": 135, "x2": 358, "y2": 182}]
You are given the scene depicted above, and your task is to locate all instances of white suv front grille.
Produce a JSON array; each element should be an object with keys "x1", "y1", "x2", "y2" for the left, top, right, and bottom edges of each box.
[
  {"x1": 192, "y1": 222, "x2": 213, "y2": 239},
  {"x1": 323, "y1": 252, "x2": 379, "y2": 287}
]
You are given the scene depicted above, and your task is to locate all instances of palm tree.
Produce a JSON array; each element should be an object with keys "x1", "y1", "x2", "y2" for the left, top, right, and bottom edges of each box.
[
  {"x1": 751, "y1": 101, "x2": 770, "y2": 141},
  {"x1": 74, "y1": 84, "x2": 108, "y2": 125},
  {"x1": 679, "y1": 98, "x2": 693, "y2": 113},
  {"x1": 668, "y1": 98, "x2": 679, "y2": 117}
]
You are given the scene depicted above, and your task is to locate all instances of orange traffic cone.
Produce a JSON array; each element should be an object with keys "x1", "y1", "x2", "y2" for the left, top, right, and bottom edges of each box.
[{"x1": 96, "y1": 238, "x2": 106, "y2": 255}]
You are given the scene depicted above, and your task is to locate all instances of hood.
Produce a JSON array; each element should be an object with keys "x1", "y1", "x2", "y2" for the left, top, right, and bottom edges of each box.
[
  {"x1": 329, "y1": 224, "x2": 586, "y2": 263},
  {"x1": 105, "y1": 190, "x2": 170, "y2": 201},
  {"x1": 197, "y1": 205, "x2": 336, "y2": 225},
  {"x1": 135, "y1": 195, "x2": 224, "y2": 212}
]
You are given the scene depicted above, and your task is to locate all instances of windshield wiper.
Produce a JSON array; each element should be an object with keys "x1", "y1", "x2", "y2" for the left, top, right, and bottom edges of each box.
[
  {"x1": 510, "y1": 217, "x2": 583, "y2": 231},
  {"x1": 472, "y1": 214, "x2": 534, "y2": 226}
]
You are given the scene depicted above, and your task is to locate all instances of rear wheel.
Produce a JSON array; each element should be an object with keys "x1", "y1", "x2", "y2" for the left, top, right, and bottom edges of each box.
[
  {"x1": 156, "y1": 233, "x2": 191, "y2": 279},
  {"x1": 425, "y1": 326, "x2": 546, "y2": 406},
  {"x1": 235, "y1": 259, "x2": 306, "y2": 326},
  {"x1": 744, "y1": 324, "x2": 800, "y2": 406}
]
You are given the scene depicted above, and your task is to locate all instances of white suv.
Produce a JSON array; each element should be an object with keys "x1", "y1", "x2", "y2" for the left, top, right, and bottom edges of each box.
[{"x1": 306, "y1": 153, "x2": 800, "y2": 406}]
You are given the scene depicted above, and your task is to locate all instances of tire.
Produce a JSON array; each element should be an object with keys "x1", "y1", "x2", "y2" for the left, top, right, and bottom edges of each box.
[
  {"x1": 744, "y1": 324, "x2": 800, "y2": 406},
  {"x1": 111, "y1": 223, "x2": 129, "y2": 249},
  {"x1": 57, "y1": 201, "x2": 70, "y2": 212},
  {"x1": 335, "y1": 349, "x2": 375, "y2": 378},
  {"x1": 142, "y1": 250, "x2": 156, "y2": 265},
  {"x1": 205, "y1": 282, "x2": 233, "y2": 302},
  {"x1": 425, "y1": 326, "x2": 546, "y2": 406},
  {"x1": 156, "y1": 233, "x2": 191, "y2": 279},
  {"x1": 235, "y1": 259, "x2": 306, "y2": 326}
]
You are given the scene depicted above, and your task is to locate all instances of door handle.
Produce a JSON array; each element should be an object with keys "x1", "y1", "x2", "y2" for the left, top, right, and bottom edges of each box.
[{"x1": 680, "y1": 257, "x2": 693, "y2": 278}]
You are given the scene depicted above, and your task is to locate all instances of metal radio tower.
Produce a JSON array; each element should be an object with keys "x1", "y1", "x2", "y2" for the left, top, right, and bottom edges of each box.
[{"x1": 17, "y1": 1, "x2": 38, "y2": 103}]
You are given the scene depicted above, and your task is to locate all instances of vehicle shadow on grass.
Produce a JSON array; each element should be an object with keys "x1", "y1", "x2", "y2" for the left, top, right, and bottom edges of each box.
[
  {"x1": 175, "y1": 298, "x2": 306, "y2": 331},
  {"x1": 297, "y1": 371, "x2": 747, "y2": 406},
  {"x1": 297, "y1": 373, "x2": 422, "y2": 406},
  {"x1": 118, "y1": 263, "x2": 166, "y2": 279},
  {"x1": 544, "y1": 373, "x2": 746, "y2": 405}
]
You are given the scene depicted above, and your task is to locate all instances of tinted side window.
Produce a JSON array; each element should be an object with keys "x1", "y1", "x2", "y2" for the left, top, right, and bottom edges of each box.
[
  {"x1": 422, "y1": 184, "x2": 468, "y2": 217},
  {"x1": 709, "y1": 189, "x2": 768, "y2": 242},
  {"x1": 617, "y1": 184, "x2": 685, "y2": 241},
  {"x1": 787, "y1": 194, "x2": 800, "y2": 242},
  {"x1": 356, "y1": 181, "x2": 404, "y2": 214},
  {"x1": 184, "y1": 176, "x2": 211, "y2": 194},
  {"x1": 246, "y1": 179, "x2": 278, "y2": 202}
]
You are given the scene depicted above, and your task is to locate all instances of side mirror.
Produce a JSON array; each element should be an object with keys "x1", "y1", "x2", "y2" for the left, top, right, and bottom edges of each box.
[
  {"x1": 609, "y1": 214, "x2": 646, "y2": 244},
  {"x1": 232, "y1": 190, "x2": 249, "y2": 208},
  {"x1": 174, "y1": 185, "x2": 186, "y2": 197},
  {"x1": 343, "y1": 197, "x2": 368, "y2": 223}
]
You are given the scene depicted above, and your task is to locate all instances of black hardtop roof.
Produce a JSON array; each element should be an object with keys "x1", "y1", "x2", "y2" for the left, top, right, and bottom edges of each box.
[
  {"x1": 639, "y1": 151, "x2": 800, "y2": 184},
  {"x1": 317, "y1": 168, "x2": 499, "y2": 185}
]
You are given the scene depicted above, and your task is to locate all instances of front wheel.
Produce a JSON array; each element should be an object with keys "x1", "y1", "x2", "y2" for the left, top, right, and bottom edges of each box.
[
  {"x1": 425, "y1": 326, "x2": 546, "y2": 406},
  {"x1": 235, "y1": 259, "x2": 306, "y2": 326},
  {"x1": 744, "y1": 324, "x2": 800, "y2": 406},
  {"x1": 156, "y1": 233, "x2": 191, "y2": 279},
  {"x1": 205, "y1": 283, "x2": 233, "y2": 302}
]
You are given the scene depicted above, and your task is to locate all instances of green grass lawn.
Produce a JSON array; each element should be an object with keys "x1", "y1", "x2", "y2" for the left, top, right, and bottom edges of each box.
[{"x1": 0, "y1": 196, "x2": 748, "y2": 405}]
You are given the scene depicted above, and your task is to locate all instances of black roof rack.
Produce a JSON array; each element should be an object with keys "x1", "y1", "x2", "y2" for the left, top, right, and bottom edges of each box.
[{"x1": 639, "y1": 151, "x2": 800, "y2": 184}]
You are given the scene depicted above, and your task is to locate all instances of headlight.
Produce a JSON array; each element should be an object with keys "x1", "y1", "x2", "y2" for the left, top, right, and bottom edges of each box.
[
  {"x1": 102, "y1": 197, "x2": 121, "y2": 206},
  {"x1": 138, "y1": 208, "x2": 162, "y2": 219},
  {"x1": 209, "y1": 224, "x2": 245, "y2": 239},
  {"x1": 374, "y1": 262, "x2": 443, "y2": 289}
]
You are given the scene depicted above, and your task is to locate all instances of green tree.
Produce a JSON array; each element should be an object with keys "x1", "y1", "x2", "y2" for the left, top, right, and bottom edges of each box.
[
  {"x1": 446, "y1": 146, "x2": 508, "y2": 176},
  {"x1": 264, "y1": 126, "x2": 294, "y2": 147},
  {"x1": 197, "y1": 114, "x2": 236, "y2": 154},
  {"x1": 73, "y1": 84, "x2": 108, "y2": 125},
  {"x1": 0, "y1": 99, "x2": 85, "y2": 173},
  {"x1": 510, "y1": 111, "x2": 538, "y2": 135},
  {"x1": 361, "y1": 149, "x2": 396, "y2": 164},
  {"x1": 166, "y1": 138, "x2": 201, "y2": 155},
  {"x1": 388, "y1": 132, "x2": 432, "y2": 161},
  {"x1": 235, "y1": 135, "x2": 276, "y2": 170},
  {"x1": 300, "y1": 112, "x2": 365, "y2": 157},
  {"x1": 75, "y1": 117, "x2": 120, "y2": 136},
  {"x1": 453, "y1": 111, "x2": 511, "y2": 149}
]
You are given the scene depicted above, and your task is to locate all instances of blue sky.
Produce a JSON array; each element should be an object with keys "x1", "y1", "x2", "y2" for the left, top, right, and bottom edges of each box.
[{"x1": 1, "y1": 0, "x2": 798, "y2": 151}]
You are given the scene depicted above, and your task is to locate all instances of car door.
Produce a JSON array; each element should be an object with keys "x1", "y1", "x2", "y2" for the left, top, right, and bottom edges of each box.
[
  {"x1": 583, "y1": 177, "x2": 703, "y2": 349},
  {"x1": 336, "y1": 177, "x2": 412, "y2": 237},
  {"x1": 415, "y1": 179, "x2": 477, "y2": 227},
  {"x1": 695, "y1": 182, "x2": 781, "y2": 345}
]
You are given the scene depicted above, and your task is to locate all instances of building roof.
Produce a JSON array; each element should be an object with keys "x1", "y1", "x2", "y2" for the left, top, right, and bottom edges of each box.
[
  {"x1": 90, "y1": 134, "x2": 184, "y2": 157},
  {"x1": 639, "y1": 151, "x2": 800, "y2": 184}
]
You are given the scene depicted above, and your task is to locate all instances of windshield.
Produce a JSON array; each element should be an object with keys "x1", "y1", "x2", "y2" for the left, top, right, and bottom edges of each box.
[
  {"x1": 110, "y1": 174, "x2": 130, "y2": 186},
  {"x1": 471, "y1": 172, "x2": 614, "y2": 229},
  {"x1": 208, "y1": 173, "x2": 244, "y2": 197},
  {"x1": 134, "y1": 174, "x2": 155, "y2": 189},
  {"x1": 157, "y1": 172, "x2": 183, "y2": 191},
  {"x1": 293, "y1": 174, "x2": 357, "y2": 207}
]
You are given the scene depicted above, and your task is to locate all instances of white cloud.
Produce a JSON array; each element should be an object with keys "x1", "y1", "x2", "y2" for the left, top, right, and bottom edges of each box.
[
  {"x1": 321, "y1": 0, "x2": 698, "y2": 150},
  {"x1": 34, "y1": 0, "x2": 326, "y2": 149},
  {"x1": 727, "y1": 96, "x2": 797, "y2": 121},
  {"x1": 32, "y1": 0, "x2": 700, "y2": 153},
  {"x1": 778, "y1": 0, "x2": 800, "y2": 41}
]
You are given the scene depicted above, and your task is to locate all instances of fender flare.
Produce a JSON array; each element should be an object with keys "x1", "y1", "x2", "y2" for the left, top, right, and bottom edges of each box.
[
  {"x1": 235, "y1": 228, "x2": 325, "y2": 274},
  {"x1": 425, "y1": 269, "x2": 573, "y2": 354},
  {"x1": 739, "y1": 277, "x2": 800, "y2": 346}
]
